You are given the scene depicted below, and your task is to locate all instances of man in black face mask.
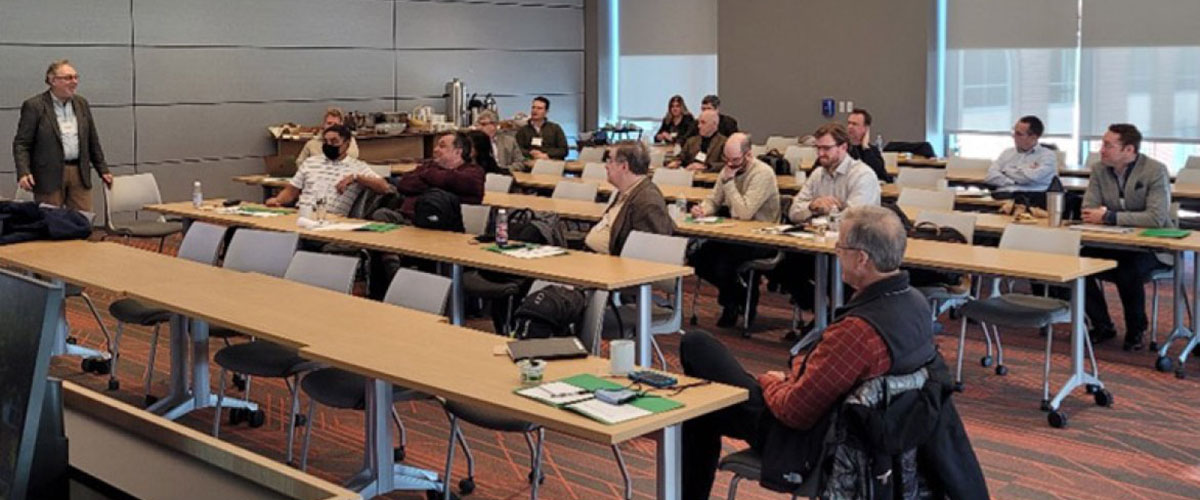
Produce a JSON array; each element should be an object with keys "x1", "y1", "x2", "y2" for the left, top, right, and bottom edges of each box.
[{"x1": 266, "y1": 124, "x2": 391, "y2": 216}]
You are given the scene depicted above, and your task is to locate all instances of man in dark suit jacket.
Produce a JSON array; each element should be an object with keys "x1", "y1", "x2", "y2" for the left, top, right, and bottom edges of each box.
[
  {"x1": 13, "y1": 59, "x2": 112, "y2": 211},
  {"x1": 585, "y1": 141, "x2": 674, "y2": 255}
]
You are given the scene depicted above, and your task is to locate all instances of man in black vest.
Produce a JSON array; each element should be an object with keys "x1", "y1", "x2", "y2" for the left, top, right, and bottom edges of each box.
[{"x1": 677, "y1": 205, "x2": 984, "y2": 498}]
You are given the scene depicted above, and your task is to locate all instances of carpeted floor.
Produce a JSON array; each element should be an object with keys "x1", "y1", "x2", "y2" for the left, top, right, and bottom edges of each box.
[{"x1": 46, "y1": 236, "x2": 1200, "y2": 499}]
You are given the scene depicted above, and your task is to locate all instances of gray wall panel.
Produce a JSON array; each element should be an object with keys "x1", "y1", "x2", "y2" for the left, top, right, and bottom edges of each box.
[
  {"x1": 136, "y1": 100, "x2": 394, "y2": 162},
  {"x1": 132, "y1": 0, "x2": 393, "y2": 48},
  {"x1": 135, "y1": 48, "x2": 394, "y2": 104},
  {"x1": 0, "y1": 110, "x2": 17, "y2": 173},
  {"x1": 91, "y1": 107, "x2": 136, "y2": 166},
  {"x1": 396, "y1": 51, "x2": 582, "y2": 98},
  {"x1": 0, "y1": 0, "x2": 131, "y2": 45},
  {"x1": 0, "y1": 46, "x2": 134, "y2": 108},
  {"x1": 0, "y1": 172, "x2": 16, "y2": 200},
  {"x1": 395, "y1": 2, "x2": 583, "y2": 50},
  {"x1": 140, "y1": 159, "x2": 262, "y2": 204}
]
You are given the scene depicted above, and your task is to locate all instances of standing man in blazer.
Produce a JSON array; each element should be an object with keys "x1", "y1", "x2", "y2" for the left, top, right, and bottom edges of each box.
[{"x1": 13, "y1": 59, "x2": 112, "y2": 211}]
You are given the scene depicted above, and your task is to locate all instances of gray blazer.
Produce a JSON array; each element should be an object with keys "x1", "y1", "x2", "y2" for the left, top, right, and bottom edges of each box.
[
  {"x1": 494, "y1": 132, "x2": 525, "y2": 173},
  {"x1": 1082, "y1": 154, "x2": 1171, "y2": 228},
  {"x1": 12, "y1": 91, "x2": 109, "y2": 195}
]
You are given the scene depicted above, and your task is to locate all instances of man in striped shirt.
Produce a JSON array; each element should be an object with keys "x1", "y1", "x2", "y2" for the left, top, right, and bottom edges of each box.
[{"x1": 679, "y1": 205, "x2": 936, "y2": 498}]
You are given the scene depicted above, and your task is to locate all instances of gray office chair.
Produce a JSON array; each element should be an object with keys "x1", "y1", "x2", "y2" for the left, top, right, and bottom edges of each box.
[
  {"x1": 737, "y1": 251, "x2": 785, "y2": 335},
  {"x1": 298, "y1": 268, "x2": 453, "y2": 470},
  {"x1": 101, "y1": 173, "x2": 184, "y2": 252},
  {"x1": 912, "y1": 211, "x2": 978, "y2": 320},
  {"x1": 485, "y1": 173, "x2": 514, "y2": 193},
  {"x1": 603, "y1": 231, "x2": 689, "y2": 369},
  {"x1": 212, "y1": 250, "x2": 356, "y2": 465},
  {"x1": 107, "y1": 221, "x2": 228, "y2": 403}
]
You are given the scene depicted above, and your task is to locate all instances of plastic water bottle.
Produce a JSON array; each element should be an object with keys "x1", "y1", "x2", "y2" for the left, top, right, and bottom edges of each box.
[
  {"x1": 674, "y1": 197, "x2": 687, "y2": 221},
  {"x1": 191, "y1": 180, "x2": 203, "y2": 208},
  {"x1": 875, "y1": 134, "x2": 884, "y2": 151},
  {"x1": 495, "y1": 208, "x2": 509, "y2": 246}
]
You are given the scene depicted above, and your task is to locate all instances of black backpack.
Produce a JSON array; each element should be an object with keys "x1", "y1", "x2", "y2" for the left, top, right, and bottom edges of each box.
[
  {"x1": 510, "y1": 285, "x2": 587, "y2": 339},
  {"x1": 412, "y1": 189, "x2": 464, "y2": 232},
  {"x1": 883, "y1": 203, "x2": 969, "y2": 288},
  {"x1": 758, "y1": 149, "x2": 792, "y2": 175},
  {"x1": 504, "y1": 208, "x2": 568, "y2": 247}
]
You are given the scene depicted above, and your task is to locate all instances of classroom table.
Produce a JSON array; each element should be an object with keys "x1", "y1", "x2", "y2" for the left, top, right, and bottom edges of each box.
[
  {"x1": 0, "y1": 240, "x2": 744, "y2": 499},
  {"x1": 146, "y1": 201, "x2": 693, "y2": 370}
]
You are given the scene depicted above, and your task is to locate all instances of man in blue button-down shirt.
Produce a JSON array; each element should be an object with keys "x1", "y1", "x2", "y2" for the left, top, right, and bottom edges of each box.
[
  {"x1": 984, "y1": 115, "x2": 1058, "y2": 193},
  {"x1": 13, "y1": 59, "x2": 112, "y2": 211}
]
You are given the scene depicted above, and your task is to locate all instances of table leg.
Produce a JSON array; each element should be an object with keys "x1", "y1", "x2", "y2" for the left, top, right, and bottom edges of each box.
[
  {"x1": 1048, "y1": 277, "x2": 1104, "y2": 411},
  {"x1": 450, "y1": 263, "x2": 464, "y2": 326},
  {"x1": 1156, "y1": 251, "x2": 1194, "y2": 367},
  {"x1": 346, "y1": 379, "x2": 441, "y2": 497},
  {"x1": 637, "y1": 283, "x2": 652, "y2": 368},
  {"x1": 150, "y1": 317, "x2": 257, "y2": 420},
  {"x1": 655, "y1": 424, "x2": 681, "y2": 500},
  {"x1": 1175, "y1": 250, "x2": 1200, "y2": 367}
]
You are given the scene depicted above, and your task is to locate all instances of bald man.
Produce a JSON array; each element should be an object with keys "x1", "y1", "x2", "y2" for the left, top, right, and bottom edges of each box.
[
  {"x1": 688, "y1": 133, "x2": 780, "y2": 327},
  {"x1": 669, "y1": 109, "x2": 726, "y2": 172}
]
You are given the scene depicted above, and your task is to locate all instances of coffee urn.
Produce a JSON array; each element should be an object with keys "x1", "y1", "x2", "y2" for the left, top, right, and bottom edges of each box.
[{"x1": 445, "y1": 78, "x2": 466, "y2": 127}]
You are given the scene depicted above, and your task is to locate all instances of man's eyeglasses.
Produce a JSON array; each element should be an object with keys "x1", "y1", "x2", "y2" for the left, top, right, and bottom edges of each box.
[
  {"x1": 54, "y1": 74, "x2": 79, "y2": 82},
  {"x1": 815, "y1": 144, "x2": 838, "y2": 152},
  {"x1": 834, "y1": 243, "x2": 868, "y2": 254}
]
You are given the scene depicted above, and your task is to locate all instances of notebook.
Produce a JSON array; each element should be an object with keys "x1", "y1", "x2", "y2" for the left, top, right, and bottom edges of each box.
[{"x1": 507, "y1": 337, "x2": 589, "y2": 361}]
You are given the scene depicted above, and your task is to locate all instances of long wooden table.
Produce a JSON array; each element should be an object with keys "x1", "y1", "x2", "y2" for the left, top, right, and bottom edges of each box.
[
  {"x1": 0, "y1": 240, "x2": 744, "y2": 499},
  {"x1": 145, "y1": 201, "x2": 692, "y2": 370}
]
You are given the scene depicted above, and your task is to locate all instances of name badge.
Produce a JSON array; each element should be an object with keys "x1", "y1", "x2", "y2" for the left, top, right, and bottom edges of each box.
[
  {"x1": 695, "y1": 152, "x2": 708, "y2": 163},
  {"x1": 531, "y1": 137, "x2": 544, "y2": 147}
]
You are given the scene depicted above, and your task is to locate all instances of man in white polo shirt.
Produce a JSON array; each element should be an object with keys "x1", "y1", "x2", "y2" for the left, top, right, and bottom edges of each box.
[{"x1": 266, "y1": 124, "x2": 391, "y2": 216}]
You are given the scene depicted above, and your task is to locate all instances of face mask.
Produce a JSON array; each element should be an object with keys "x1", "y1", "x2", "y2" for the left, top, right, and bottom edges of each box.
[{"x1": 322, "y1": 143, "x2": 341, "y2": 161}]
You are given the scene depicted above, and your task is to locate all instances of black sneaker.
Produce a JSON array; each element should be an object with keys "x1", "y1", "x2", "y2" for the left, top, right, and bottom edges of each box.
[
  {"x1": 1123, "y1": 334, "x2": 1145, "y2": 352},
  {"x1": 1089, "y1": 327, "x2": 1117, "y2": 345},
  {"x1": 716, "y1": 307, "x2": 739, "y2": 328}
]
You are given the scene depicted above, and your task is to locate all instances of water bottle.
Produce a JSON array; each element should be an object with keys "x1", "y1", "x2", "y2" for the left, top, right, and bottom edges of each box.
[
  {"x1": 191, "y1": 180, "x2": 203, "y2": 208},
  {"x1": 314, "y1": 196, "x2": 328, "y2": 222},
  {"x1": 875, "y1": 134, "x2": 884, "y2": 151},
  {"x1": 495, "y1": 208, "x2": 509, "y2": 246},
  {"x1": 674, "y1": 197, "x2": 687, "y2": 221}
]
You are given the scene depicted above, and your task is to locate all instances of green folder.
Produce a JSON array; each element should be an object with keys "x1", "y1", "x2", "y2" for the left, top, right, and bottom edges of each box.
[
  {"x1": 685, "y1": 215, "x2": 726, "y2": 224},
  {"x1": 355, "y1": 222, "x2": 401, "y2": 232},
  {"x1": 239, "y1": 206, "x2": 293, "y2": 215},
  {"x1": 556, "y1": 374, "x2": 684, "y2": 414},
  {"x1": 1140, "y1": 228, "x2": 1192, "y2": 239},
  {"x1": 484, "y1": 242, "x2": 532, "y2": 253}
]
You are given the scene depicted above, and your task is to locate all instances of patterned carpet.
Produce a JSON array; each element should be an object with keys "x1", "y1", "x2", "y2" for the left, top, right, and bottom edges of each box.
[{"x1": 45, "y1": 236, "x2": 1200, "y2": 499}]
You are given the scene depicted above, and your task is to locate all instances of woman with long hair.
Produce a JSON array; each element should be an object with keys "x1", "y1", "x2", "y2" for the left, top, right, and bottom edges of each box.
[{"x1": 654, "y1": 95, "x2": 697, "y2": 144}]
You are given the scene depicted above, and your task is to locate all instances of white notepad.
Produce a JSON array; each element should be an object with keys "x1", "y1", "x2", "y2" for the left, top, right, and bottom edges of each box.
[
  {"x1": 566, "y1": 399, "x2": 651, "y2": 424},
  {"x1": 501, "y1": 246, "x2": 568, "y2": 259}
]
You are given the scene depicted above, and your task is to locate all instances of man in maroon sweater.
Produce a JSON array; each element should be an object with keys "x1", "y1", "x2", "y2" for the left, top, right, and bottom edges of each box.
[{"x1": 394, "y1": 131, "x2": 485, "y2": 220}]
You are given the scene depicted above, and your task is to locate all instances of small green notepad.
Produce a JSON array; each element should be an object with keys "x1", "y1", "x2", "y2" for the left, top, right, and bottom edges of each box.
[
  {"x1": 685, "y1": 215, "x2": 726, "y2": 224},
  {"x1": 356, "y1": 222, "x2": 401, "y2": 232},
  {"x1": 239, "y1": 206, "x2": 293, "y2": 215},
  {"x1": 1140, "y1": 228, "x2": 1192, "y2": 239}
]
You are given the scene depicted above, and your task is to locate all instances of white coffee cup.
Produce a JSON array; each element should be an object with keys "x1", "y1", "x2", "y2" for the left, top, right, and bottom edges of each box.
[
  {"x1": 610, "y1": 340, "x2": 635, "y2": 375},
  {"x1": 298, "y1": 203, "x2": 314, "y2": 220}
]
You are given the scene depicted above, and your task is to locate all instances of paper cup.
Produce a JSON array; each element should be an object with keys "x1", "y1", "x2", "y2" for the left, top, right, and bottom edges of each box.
[{"x1": 610, "y1": 340, "x2": 635, "y2": 375}]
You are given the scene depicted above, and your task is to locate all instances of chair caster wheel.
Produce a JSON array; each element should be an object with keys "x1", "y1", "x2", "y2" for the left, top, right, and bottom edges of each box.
[
  {"x1": 1093, "y1": 389, "x2": 1113, "y2": 407},
  {"x1": 1048, "y1": 410, "x2": 1068, "y2": 428},
  {"x1": 979, "y1": 355, "x2": 992, "y2": 368},
  {"x1": 952, "y1": 382, "x2": 964, "y2": 393},
  {"x1": 294, "y1": 414, "x2": 307, "y2": 427},
  {"x1": 107, "y1": 378, "x2": 120, "y2": 391},
  {"x1": 1175, "y1": 369, "x2": 1187, "y2": 379},
  {"x1": 948, "y1": 307, "x2": 961, "y2": 320},
  {"x1": 1040, "y1": 400, "x2": 1051, "y2": 412},
  {"x1": 741, "y1": 331, "x2": 751, "y2": 339},
  {"x1": 394, "y1": 446, "x2": 406, "y2": 462},
  {"x1": 232, "y1": 374, "x2": 247, "y2": 392},
  {"x1": 994, "y1": 365, "x2": 1008, "y2": 376},
  {"x1": 144, "y1": 395, "x2": 158, "y2": 407},
  {"x1": 247, "y1": 410, "x2": 266, "y2": 428},
  {"x1": 1155, "y1": 356, "x2": 1173, "y2": 372},
  {"x1": 66, "y1": 337, "x2": 78, "y2": 345},
  {"x1": 689, "y1": 315, "x2": 698, "y2": 326},
  {"x1": 528, "y1": 471, "x2": 545, "y2": 485},
  {"x1": 1149, "y1": 341, "x2": 1159, "y2": 351},
  {"x1": 229, "y1": 408, "x2": 247, "y2": 425},
  {"x1": 458, "y1": 477, "x2": 476, "y2": 494}
]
